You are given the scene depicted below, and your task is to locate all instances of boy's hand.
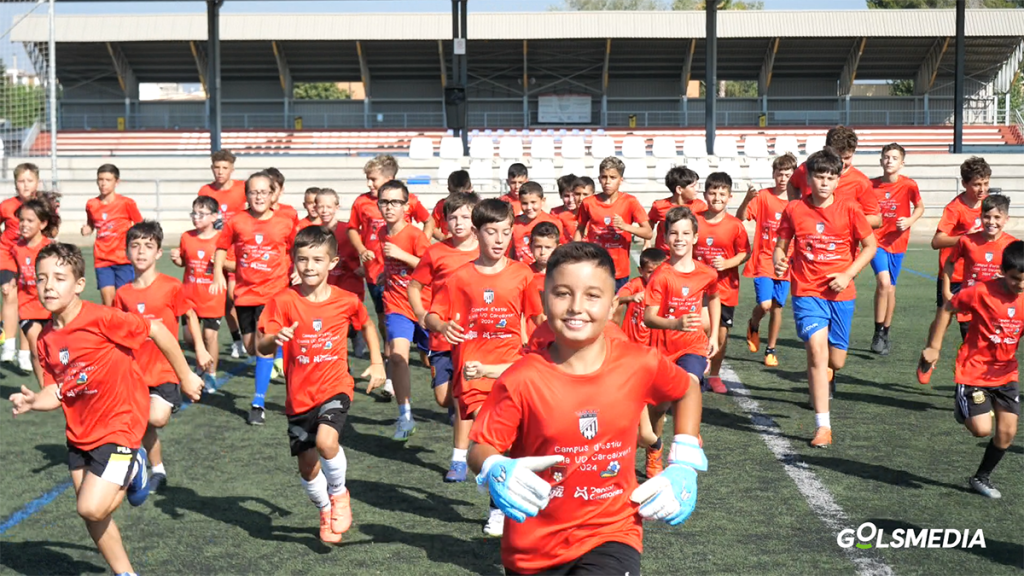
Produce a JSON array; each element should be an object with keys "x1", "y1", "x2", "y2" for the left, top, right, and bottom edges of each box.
[
  {"x1": 707, "y1": 339, "x2": 719, "y2": 359},
  {"x1": 629, "y1": 293, "x2": 645, "y2": 304},
  {"x1": 745, "y1": 184, "x2": 757, "y2": 196},
  {"x1": 477, "y1": 455, "x2": 564, "y2": 523},
  {"x1": 611, "y1": 214, "x2": 627, "y2": 230},
  {"x1": 443, "y1": 313, "x2": 467, "y2": 344},
  {"x1": 896, "y1": 217, "x2": 912, "y2": 231},
  {"x1": 711, "y1": 256, "x2": 726, "y2": 271},
  {"x1": 631, "y1": 435, "x2": 706, "y2": 526},
  {"x1": 196, "y1": 348, "x2": 214, "y2": 373},
  {"x1": 826, "y1": 272, "x2": 852, "y2": 293},
  {"x1": 382, "y1": 242, "x2": 408, "y2": 260},
  {"x1": 181, "y1": 373, "x2": 203, "y2": 402},
  {"x1": 359, "y1": 249, "x2": 376, "y2": 263},
  {"x1": 773, "y1": 257, "x2": 789, "y2": 278},
  {"x1": 210, "y1": 274, "x2": 226, "y2": 295},
  {"x1": 968, "y1": 221, "x2": 984, "y2": 234},
  {"x1": 275, "y1": 322, "x2": 299, "y2": 346},
  {"x1": 921, "y1": 346, "x2": 940, "y2": 366},
  {"x1": 290, "y1": 270, "x2": 301, "y2": 285},
  {"x1": 676, "y1": 313, "x2": 701, "y2": 332},
  {"x1": 463, "y1": 361, "x2": 484, "y2": 380},
  {"x1": 9, "y1": 386, "x2": 36, "y2": 416},
  {"x1": 361, "y1": 363, "x2": 387, "y2": 393},
  {"x1": 170, "y1": 248, "x2": 183, "y2": 266},
  {"x1": 80, "y1": 224, "x2": 92, "y2": 236}
]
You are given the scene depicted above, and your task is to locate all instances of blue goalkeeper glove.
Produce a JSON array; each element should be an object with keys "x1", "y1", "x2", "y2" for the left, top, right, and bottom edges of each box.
[
  {"x1": 630, "y1": 434, "x2": 706, "y2": 526},
  {"x1": 477, "y1": 454, "x2": 564, "y2": 523}
]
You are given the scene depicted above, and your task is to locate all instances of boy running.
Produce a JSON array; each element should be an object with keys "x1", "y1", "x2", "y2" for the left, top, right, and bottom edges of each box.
[
  {"x1": 617, "y1": 248, "x2": 667, "y2": 348},
  {"x1": 424, "y1": 170, "x2": 473, "y2": 241},
  {"x1": 1, "y1": 163, "x2": 41, "y2": 364},
  {"x1": 500, "y1": 163, "x2": 528, "y2": 216},
  {"x1": 551, "y1": 175, "x2": 581, "y2": 241},
  {"x1": 257, "y1": 226, "x2": 386, "y2": 543},
  {"x1": 774, "y1": 148, "x2": 877, "y2": 448},
  {"x1": 512, "y1": 182, "x2": 565, "y2": 265},
  {"x1": 8, "y1": 243, "x2": 202, "y2": 576},
  {"x1": 469, "y1": 242, "x2": 705, "y2": 576},
  {"x1": 523, "y1": 221, "x2": 561, "y2": 339},
  {"x1": 81, "y1": 164, "x2": 143, "y2": 306},
  {"x1": 646, "y1": 166, "x2": 706, "y2": 252},
  {"x1": 298, "y1": 187, "x2": 322, "y2": 230},
  {"x1": 266, "y1": 167, "x2": 299, "y2": 226}
]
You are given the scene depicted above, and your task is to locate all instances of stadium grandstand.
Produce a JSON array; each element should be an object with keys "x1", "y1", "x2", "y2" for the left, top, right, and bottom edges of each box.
[{"x1": 5, "y1": 7, "x2": 1023, "y2": 236}]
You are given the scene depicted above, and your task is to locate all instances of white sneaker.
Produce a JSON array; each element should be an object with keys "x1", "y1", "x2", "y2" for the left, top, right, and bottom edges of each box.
[
  {"x1": 380, "y1": 379, "x2": 395, "y2": 401},
  {"x1": 392, "y1": 417, "x2": 416, "y2": 441},
  {"x1": 17, "y1": 352, "x2": 32, "y2": 371},
  {"x1": 0, "y1": 346, "x2": 15, "y2": 363},
  {"x1": 483, "y1": 507, "x2": 505, "y2": 537},
  {"x1": 352, "y1": 332, "x2": 369, "y2": 358},
  {"x1": 230, "y1": 341, "x2": 246, "y2": 359}
]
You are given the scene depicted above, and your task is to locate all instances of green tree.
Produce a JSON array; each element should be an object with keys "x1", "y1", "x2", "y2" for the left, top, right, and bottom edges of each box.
[
  {"x1": 553, "y1": 0, "x2": 666, "y2": 9},
  {"x1": 866, "y1": 0, "x2": 1023, "y2": 8},
  {"x1": 293, "y1": 83, "x2": 351, "y2": 100},
  {"x1": 672, "y1": 0, "x2": 764, "y2": 8},
  {"x1": 0, "y1": 59, "x2": 45, "y2": 128},
  {"x1": 888, "y1": 79, "x2": 915, "y2": 96}
]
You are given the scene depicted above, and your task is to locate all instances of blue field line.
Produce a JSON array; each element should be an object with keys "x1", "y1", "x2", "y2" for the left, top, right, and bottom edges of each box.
[
  {"x1": 0, "y1": 358, "x2": 254, "y2": 537},
  {"x1": 900, "y1": 267, "x2": 938, "y2": 282}
]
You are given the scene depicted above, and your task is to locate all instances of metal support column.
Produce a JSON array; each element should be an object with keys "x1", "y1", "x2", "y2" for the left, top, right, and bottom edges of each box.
[
  {"x1": 705, "y1": 2, "x2": 717, "y2": 156},
  {"x1": 47, "y1": 0, "x2": 57, "y2": 187},
  {"x1": 459, "y1": 0, "x2": 468, "y2": 155},
  {"x1": 523, "y1": 40, "x2": 529, "y2": 128},
  {"x1": 602, "y1": 39, "x2": 611, "y2": 128},
  {"x1": 207, "y1": 0, "x2": 223, "y2": 152},
  {"x1": 953, "y1": 0, "x2": 965, "y2": 153}
]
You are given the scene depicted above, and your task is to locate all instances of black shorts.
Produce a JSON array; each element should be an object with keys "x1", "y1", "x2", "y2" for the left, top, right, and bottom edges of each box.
[
  {"x1": 236, "y1": 304, "x2": 265, "y2": 335},
  {"x1": 955, "y1": 382, "x2": 1020, "y2": 421},
  {"x1": 720, "y1": 305, "x2": 735, "y2": 329},
  {"x1": 367, "y1": 281, "x2": 385, "y2": 314},
  {"x1": 287, "y1": 392, "x2": 351, "y2": 456},
  {"x1": 504, "y1": 541, "x2": 640, "y2": 576},
  {"x1": 936, "y1": 278, "x2": 962, "y2": 308},
  {"x1": 181, "y1": 315, "x2": 222, "y2": 331},
  {"x1": 150, "y1": 382, "x2": 182, "y2": 412},
  {"x1": 67, "y1": 443, "x2": 140, "y2": 488},
  {"x1": 0, "y1": 269, "x2": 16, "y2": 285},
  {"x1": 19, "y1": 318, "x2": 47, "y2": 333}
]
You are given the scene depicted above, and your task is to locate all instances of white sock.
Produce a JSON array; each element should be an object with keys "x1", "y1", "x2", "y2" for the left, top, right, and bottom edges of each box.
[
  {"x1": 320, "y1": 450, "x2": 348, "y2": 496},
  {"x1": 399, "y1": 402, "x2": 412, "y2": 421},
  {"x1": 301, "y1": 471, "x2": 331, "y2": 510},
  {"x1": 152, "y1": 463, "x2": 166, "y2": 475},
  {"x1": 451, "y1": 448, "x2": 468, "y2": 463},
  {"x1": 815, "y1": 412, "x2": 831, "y2": 429},
  {"x1": 2, "y1": 339, "x2": 14, "y2": 353},
  {"x1": 17, "y1": 349, "x2": 30, "y2": 364}
]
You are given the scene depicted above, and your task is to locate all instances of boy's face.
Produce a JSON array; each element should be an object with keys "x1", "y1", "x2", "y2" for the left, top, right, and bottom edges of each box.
[
  {"x1": 520, "y1": 193, "x2": 544, "y2": 219},
  {"x1": 639, "y1": 260, "x2": 661, "y2": 283},
  {"x1": 303, "y1": 193, "x2": 318, "y2": 219},
  {"x1": 315, "y1": 196, "x2": 339, "y2": 225},
  {"x1": 190, "y1": 204, "x2": 217, "y2": 231},
  {"x1": 507, "y1": 175, "x2": 528, "y2": 196},
  {"x1": 211, "y1": 160, "x2": 234, "y2": 185},
  {"x1": 127, "y1": 236, "x2": 162, "y2": 273},
  {"x1": 475, "y1": 220, "x2": 513, "y2": 260},
  {"x1": 270, "y1": 182, "x2": 283, "y2": 205},
  {"x1": 559, "y1": 189, "x2": 578, "y2": 212},
  {"x1": 294, "y1": 244, "x2": 338, "y2": 288},
  {"x1": 773, "y1": 168, "x2": 793, "y2": 190},
  {"x1": 666, "y1": 218, "x2": 696, "y2": 258},
  {"x1": 1001, "y1": 268, "x2": 1024, "y2": 294},
  {"x1": 530, "y1": 236, "x2": 558, "y2": 268},
  {"x1": 704, "y1": 185, "x2": 731, "y2": 214},
  {"x1": 378, "y1": 188, "x2": 407, "y2": 225},
  {"x1": 96, "y1": 172, "x2": 117, "y2": 196},
  {"x1": 447, "y1": 205, "x2": 474, "y2": 240},
  {"x1": 964, "y1": 176, "x2": 990, "y2": 201},
  {"x1": 575, "y1": 185, "x2": 594, "y2": 201},
  {"x1": 366, "y1": 170, "x2": 390, "y2": 197},
  {"x1": 15, "y1": 171, "x2": 38, "y2": 200},
  {"x1": 543, "y1": 260, "x2": 616, "y2": 346},
  {"x1": 839, "y1": 150, "x2": 855, "y2": 172},
  {"x1": 247, "y1": 177, "x2": 272, "y2": 214},
  {"x1": 880, "y1": 150, "x2": 904, "y2": 175},
  {"x1": 679, "y1": 181, "x2": 700, "y2": 202},
  {"x1": 36, "y1": 257, "x2": 86, "y2": 313},
  {"x1": 981, "y1": 207, "x2": 1007, "y2": 237},
  {"x1": 598, "y1": 169, "x2": 622, "y2": 195},
  {"x1": 18, "y1": 208, "x2": 42, "y2": 239},
  {"x1": 808, "y1": 171, "x2": 839, "y2": 202}
]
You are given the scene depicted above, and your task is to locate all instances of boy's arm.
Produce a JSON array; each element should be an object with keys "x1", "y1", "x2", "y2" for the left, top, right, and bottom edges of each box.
[
  {"x1": 706, "y1": 293, "x2": 721, "y2": 356},
  {"x1": 9, "y1": 384, "x2": 61, "y2": 415},
  {"x1": 184, "y1": 310, "x2": 213, "y2": 372},
  {"x1": 905, "y1": 201, "x2": 926, "y2": 230},
  {"x1": 423, "y1": 218, "x2": 441, "y2": 241},
  {"x1": 348, "y1": 227, "x2": 373, "y2": 262},
  {"x1": 772, "y1": 237, "x2": 792, "y2": 277},
  {"x1": 464, "y1": 361, "x2": 515, "y2": 381},
  {"x1": 408, "y1": 280, "x2": 428, "y2": 326},
  {"x1": 211, "y1": 249, "x2": 227, "y2": 294},
  {"x1": 829, "y1": 234, "x2": 877, "y2": 293},
  {"x1": 360, "y1": 320, "x2": 387, "y2": 393},
  {"x1": 718, "y1": 250, "x2": 750, "y2": 271},
  {"x1": 628, "y1": 220, "x2": 654, "y2": 240},
  {"x1": 644, "y1": 305, "x2": 688, "y2": 331},
  {"x1": 735, "y1": 186, "x2": 758, "y2": 221},
  {"x1": 382, "y1": 243, "x2": 421, "y2": 268},
  {"x1": 671, "y1": 372, "x2": 703, "y2": 437},
  {"x1": 940, "y1": 260, "x2": 955, "y2": 303},
  {"x1": 149, "y1": 321, "x2": 203, "y2": 401},
  {"x1": 170, "y1": 247, "x2": 184, "y2": 267}
]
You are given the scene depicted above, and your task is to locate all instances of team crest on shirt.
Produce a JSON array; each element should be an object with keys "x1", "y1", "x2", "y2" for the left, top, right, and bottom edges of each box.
[
  {"x1": 774, "y1": 212, "x2": 782, "y2": 220},
  {"x1": 59, "y1": 347, "x2": 70, "y2": 365},
  {"x1": 221, "y1": 204, "x2": 228, "y2": 212},
  {"x1": 682, "y1": 287, "x2": 690, "y2": 297},
  {"x1": 101, "y1": 213, "x2": 108, "y2": 220},
  {"x1": 255, "y1": 233, "x2": 264, "y2": 245},
  {"x1": 604, "y1": 217, "x2": 612, "y2": 225},
  {"x1": 197, "y1": 250, "x2": 205, "y2": 259},
  {"x1": 312, "y1": 318, "x2": 323, "y2": 332},
  {"x1": 577, "y1": 409, "x2": 599, "y2": 440},
  {"x1": 885, "y1": 192, "x2": 891, "y2": 199},
  {"x1": 815, "y1": 222, "x2": 825, "y2": 234},
  {"x1": 137, "y1": 303, "x2": 145, "y2": 313},
  {"x1": 24, "y1": 257, "x2": 30, "y2": 265},
  {"x1": 484, "y1": 289, "x2": 495, "y2": 304},
  {"x1": 985, "y1": 253, "x2": 994, "y2": 262},
  {"x1": 1009, "y1": 307, "x2": 1016, "y2": 318},
  {"x1": 706, "y1": 237, "x2": 714, "y2": 245},
  {"x1": 974, "y1": 218, "x2": 981, "y2": 228}
]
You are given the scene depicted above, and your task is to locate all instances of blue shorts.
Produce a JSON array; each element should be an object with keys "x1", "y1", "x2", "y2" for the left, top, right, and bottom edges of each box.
[
  {"x1": 870, "y1": 247, "x2": 906, "y2": 286},
  {"x1": 385, "y1": 313, "x2": 430, "y2": 353},
  {"x1": 95, "y1": 264, "x2": 134, "y2": 290},
  {"x1": 792, "y1": 296, "x2": 855, "y2": 351},
  {"x1": 615, "y1": 276, "x2": 630, "y2": 293},
  {"x1": 429, "y1": 351, "x2": 454, "y2": 389},
  {"x1": 675, "y1": 353, "x2": 707, "y2": 391},
  {"x1": 367, "y1": 281, "x2": 385, "y2": 314},
  {"x1": 753, "y1": 277, "x2": 790, "y2": 307}
]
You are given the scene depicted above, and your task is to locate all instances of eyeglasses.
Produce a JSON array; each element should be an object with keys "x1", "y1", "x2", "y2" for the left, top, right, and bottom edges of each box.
[
  {"x1": 377, "y1": 199, "x2": 407, "y2": 208},
  {"x1": 190, "y1": 211, "x2": 214, "y2": 219},
  {"x1": 248, "y1": 190, "x2": 271, "y2": 198}
]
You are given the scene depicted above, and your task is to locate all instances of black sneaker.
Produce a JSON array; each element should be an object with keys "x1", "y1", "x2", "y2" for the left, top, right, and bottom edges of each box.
[
  {"x1": 879, "y1": 333, "x2": 891, "y2": 356},
  {"x1": 150, "y1": 472, "x2": 166, "y2": 493},
  {"x1": 968, "y1": 475, "x2": 1001, "y2": 499},
  {"x1": 248, "y1": 406, "x2": 265, "y2": 426},
  {"x1": 870, "y1": 332, "x2": 885, "y2": 354}
]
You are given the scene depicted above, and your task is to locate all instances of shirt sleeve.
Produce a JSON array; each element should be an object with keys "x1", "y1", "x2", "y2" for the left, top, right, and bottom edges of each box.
[
  {"x1": 524, "y1": 277, "x2": 544, "y2": 318},
  {"x1": 856, "y1": 181, "x2": 880, "y2": 217},
  {"x1": 645, "y1": 271, "x2": 667, "y2": 308},
  {"x1": 733, "y1": 220, "x2": 751, "y2": 254},
  {"x1": 216, "y1": 218, "x2": 235, "y2": 251},
  {"x1": 111, "y1": 290, "x2": 127, "y2": 313},
  {"x1": 644, "y1": 347, "x2": 690, "y2": 406},
  {"x1": 410, "y1": 196, "x2": 430, "y2": 224},
  {"x1": 616, "y1": 279, "x2": 639, "y2": 299},
  {"x1": 429, "y1": 281, "x2": 452, "y2": 322},
  {"x1": 36, "y1": 337, "x2": 56, "y2": 387},
  {"x1": 409, "y1": 248, "x2": 435, "y2": 286},
  {"x1": 172, "y1": 283, "x2": 195, "y2": 317},
  {"x1": 413, "y1": 229, "x2": 431, "y2": 257},
  {"x1": 577, "y1": 202, "x2": 591, "y2": 236},
  {"x1": 469, "y1": 372, "x2": 524, "y2": 453},
  {"x1": 257, "y1": 295, "x2": 284, "y2": 335},
  {"x1": 776, "y1": 204, "x2": 795, "y2": 241},
  {"x1": 937, "y1": 203, "x2": 959, "y2": 235},
  {"x1": 744, "y1": 195, "x2": 760, "y2": 222},
  {"x1": 350, "y1": 300, "x2": 370, "y2": 331},
  {"x1": 849, "y1": 206, "x2": 874, "y2": 242},
  {"x1": 126, "y1": 198, "x2": 144, "y2": 223},
  {"x1": 948, "y1": 236, "x2": 966, "y2": 265},
  {"x1": 99, "y1": 307, "x2": 150, "y2": 350},
  {"x1": 704, "y1": 270, "x2": 720, "y2": 296},
  {"x1": 791, "y1": 164, "x2": 807, "y2": 195},
  {"x1": 85, "y1": 202, "x2": 95, "y2": 228},
  {"x1": 348, "y1": 200, "x2": 363, "y2": 230},
  {"x1": 629, "y1": 197, "x2": 649, "y2": 225},
  {"x1": 949, "y1": 283, "x2": 976, "y2": 314},
  {"x1": 431, "y1": 202, "x2": 444, "y2": 229},
  {"x1": 909, "y1": 180, "x2": 922, "y2": 206}
]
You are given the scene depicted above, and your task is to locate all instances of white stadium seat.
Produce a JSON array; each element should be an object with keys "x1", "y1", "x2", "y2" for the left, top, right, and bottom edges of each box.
[
  {"x1": 773, "y1": 135, "x2": 800, "y2": 156},
  {"x1": 652, "y1": 137, "x2": 678, "y2": 158},
  {"x1": 531, "y1": 159, "x2": 556, "y2": 186},
  {"x1": 531, "y1": 137, "x2": 556, "y2": 159},
  {"x1": 560, "y1": 136, "x2": 586, "y2": 159},
  {"x1": 654, "y1": 158, "x2": 679, "y2": 182},
  {"x1": 713, "y1": 136, "x2": 739, "y2": 159},
  {"x1": 469, "y1": 159, "x2": 495, "y2": 191},
  {"x1": 805, "y1": 135, "x2": 827, "y2": 154},
  {"x1": 498, "y1": 137, "x2": 524, "y2": 160},
  {"x1": 715, "y1": 159, "x2": 743, "y2": 185},
  {"x1": 687, "y1": 157, "x2": 712, "y2": 179},
  {"x1": 748, "y1": 158, "x2": 774, "y2": 183},
  {"x1": 469, "y1": 137, "x2": 494, "y2": 159},
  {"x1": 743, "y1": 135, "x2": 770, "y2": 158},
  {"x1": 439, "y1": 136, "x2": 464, "y2": 159},
  {"x1": 437, "y1": 159, "x2": 462, "y2": 181},
  {"x1": 589, "y1": 136, "x2": 616, "y2": 159},
  {"x1": 408, "y1": 137, "x2": 434, "y2": 159},
  {"x1": 561, "y1": 158, "x2": 587, "y2": 178},
  {"x1": 682, "y1": 136, "x2": 708, "y2": 158}
]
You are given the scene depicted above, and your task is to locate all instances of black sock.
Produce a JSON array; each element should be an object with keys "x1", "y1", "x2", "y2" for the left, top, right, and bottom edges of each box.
[
  {"x1": 650, "y1": 437, "x2": 663, "y2": 451},
  {"x1": 881, "y1": 325, "x2": 890, "y2": 336},
  {"x1": 765, "y1": 347, "x2": 776, "y2": 355},
  {"x1": 489, "y1": 496, "x2": 498, "y2": 510},
  {"x1": 874, "y1": 322, "x2": 883, "y2": 334},
  {"x1": 975, "y1": 439, "x2": 1007, "y2": 479},
  {"x1": 230, "y1": 330, "x2": 242, "y2": 343}
]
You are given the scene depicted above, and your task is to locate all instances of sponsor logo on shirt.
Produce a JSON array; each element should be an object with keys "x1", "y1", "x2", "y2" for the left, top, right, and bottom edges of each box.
[
  {"x1": 577, "y1": 409, "x2": 599, "y2": 440},
  {"x1": 600, "y1": 460, "x2": 620, "y2": 478},
  {"x1": 550, "y1": 464, "x2": 566, "y2": 483},
  {"x1": 574, "y1": 486, "x2": 589, "y2": 500}
]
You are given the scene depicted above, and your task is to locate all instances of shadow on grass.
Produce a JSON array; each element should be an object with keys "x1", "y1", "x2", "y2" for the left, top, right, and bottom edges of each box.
[
  {"x1": 30, "y1": 443, "x2": 67, "y2": 474},
  {"x1": 346, "y1": 479, "x2": 476, "y2": 524},
  {"x1": 868, "y1": 518, "x2": 1023, "y2": 570},
  {"x1": 344, "y1": 414, "x2": 447, "y2": 477},
  {"x1": 193, "y1": 387, "x2": 286, "y2": 424},
  {"x1": 152, "y1": 486, "x2": 330, "y2": 554},
  {"x1": 356, "y1": 523, "x2": 503, "y2": 575},
  {"x1": 800, "y1": 454, "x2": 974, "y2": 494},
  {"x1": 974, "y1": 440, "x2": 1023, "y2": 455},
  {"x1": 0, "y1": 540, "x2": 106, "y2": 575}
]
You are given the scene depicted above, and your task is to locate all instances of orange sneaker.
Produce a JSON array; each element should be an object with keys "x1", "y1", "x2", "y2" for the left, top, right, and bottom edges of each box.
[
  {"x1": 707, "y1": 376, "x2": 728, "y2": 394},
  {"x1": 645, "y1": 447, "x2": 664, "y2": 478},
  {"x1": 810, "y1": 427, "x2": 832, "y2": 448},
  {"x1": 319, "y1": 508, "x2": 343, "y2": 544},
  {"x1": 330, "y1": 490, "x2": 352, "y2": 534},
  {"x1": 916, "y1": 357, "x2": 934, "y2": 385},
  {"x1": 746, "y1": 321, "x2": 760, "y2": 353},
  {"x1": 764, "y1": 351, "x2": 779, "y2": 367}
]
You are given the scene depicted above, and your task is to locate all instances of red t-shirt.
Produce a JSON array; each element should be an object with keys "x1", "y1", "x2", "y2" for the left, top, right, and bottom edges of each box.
[
  {"x1": 348, "y1": 192, "x2": 430, "y2": 282},
  {"x1": 216, "y1": 211, "x2": 296, "y2": 307},
  {"x1": 295, "y1": 217, "x2": 318, "y2": 232},
  {"x1": 578, "y1": 193, "x2": 649, "y2": 279},
  {"x1": 274, "y1": 204, "x2": 300, "y2": 226},
  {"x1": 470, "y1": 337, "x2": 690, "y2": 574},
  {"x1": 409, "y1": 239, "x2": 480, "y2": 352},
  {"x1": 327, "y1": 222, "x2": 366, "y2": 300},
  {"x1": 429, "y1": 260, "x2": 533, "y2": 411},
  {"x1": 511, "y1": 213, "x2": 565, "y2": 265},
  {"x1": 178, "y1": 230, "x2": 232, "y2": 319},
  {"x1": 937, "y1": 193, "x2": 983, "y2": 282},
  {"x1": 85, "y1": 195, "x2": 143, "y2": 267},
  {"x1": 648, "y1": 197, "x2": 707, "y2": 252},
  {"x1": 551, "y1": 206, "x2": 578, "y2": 242},
  {"x1": 948, "y1": 232, "x2": 1018, "y2": 324},
  {"x1": 872, "y1": 175, "x2": 922, "y2": 254},
  {"x1": 258, "y1": 286, "x2": 369, "y2": 414},
  {"x1": 37, "y1": 302, "x2": 150, "y2": 450},
  {"x1": 0, "y1": 195, "x2": 26, "y2": 271},
  {"x1": 742, "y1": 189, "x2": 790, "y2": 280},
  {"x1": 616, "y1": 276, "x2": 650, "y2": 346},
  {"x1": 776, "y1": 198, "x2": 873, "y2": 302},
  {"x1": 113, "y1": 274, "x2": 194, "y2": 388},
  {"x1": 198, "y1": 180, "x2": 247, "y2": 225},
  {"x1": 380, "y1": 224, "x2": 431, "y2": 321},
  {"x1": 524, "y1": 270, "x2": 546, "y2": 340},
  {"x1": 793, "y1": 164, "x2": 880, "y2": 220},
  {"x1": 10, "y1": 237, "x2": 51, "y2": 320},
  {"x1": 693, "y1": 213, "x2": 750, "y2": 307},
  {"x1": 499, "y1": 193, "x2": 523, "y2": 216},
  {"x1": 950, "y1": 279, "x2": 1023, "y2": 387},
  {"x1": 431, "y1": 198, "x2": 449, "y2": 238},
  {"x1": 645, "y1": 261, "x2": 719, "y2": 360},
  {"x1": 527, "y1": 319, "x2": 628, "y2": 351}
]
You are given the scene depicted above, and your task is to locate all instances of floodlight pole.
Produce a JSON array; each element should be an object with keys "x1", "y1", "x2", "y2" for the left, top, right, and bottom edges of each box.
[
  {"x1": 451, "y1": 0, "x2": 469, "y2": 156},
  {"x1": 705, "y1": 1, "x2": 717, "y2": 156},
  {"x1": 48, "y1": 0, "x2": 58, "y2": 189},
  {"x1": 208, "y1": 0, "x2": 223, "y2": 152},
  {"x1": 953, "y1": 0, "x2": 965, "y2": 154}
]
